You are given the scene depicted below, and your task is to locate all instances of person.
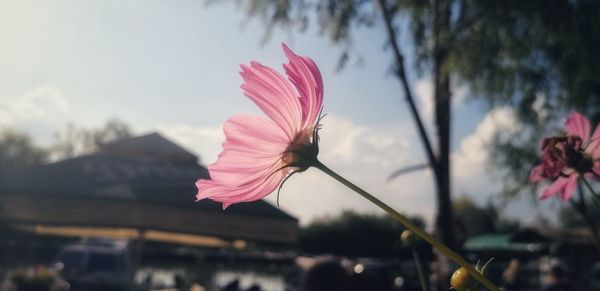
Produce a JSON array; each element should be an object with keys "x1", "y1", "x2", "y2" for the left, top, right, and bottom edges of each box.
[
  {"x1": 222, "y1": 278, "x2": 240, "y2": 291},
  {"x1": 302, "y1": 260, "x2": 350, "y2": 291},
  {"x1": 138, "y1": 274, "x2": 153, "y2": 291},
  {"x1": 174, "y1": 273, "x2": 186, "y2": 291},
  {"x1": 500, "y1": 259, "x2": 520, "y2": 291}
]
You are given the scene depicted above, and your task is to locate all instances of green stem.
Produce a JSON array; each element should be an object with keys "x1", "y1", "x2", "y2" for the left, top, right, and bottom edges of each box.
[
  {"x1": 314, "y1": 160, "x2": 499, "y2": 291},
  {"x1": 412, "y1": 247, "x2": 429, "y2": 291},
  {"x1": 581, "y1": 177, "x2": 600, "y2": 208}
]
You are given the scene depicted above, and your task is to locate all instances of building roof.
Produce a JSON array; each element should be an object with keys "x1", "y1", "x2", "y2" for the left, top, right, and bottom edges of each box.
[
  {"x1": 464, "y1": 229, "x2": 550, "y2": 253},
  {"x1": 0, "y1": 133, "x2": 297, "y2": 244}
]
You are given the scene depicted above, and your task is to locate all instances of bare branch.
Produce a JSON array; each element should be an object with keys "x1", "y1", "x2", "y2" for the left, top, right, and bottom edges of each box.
[
  {"x1": 375, "y1": 0, "x2": 438, "y2": 170},
  {"x1": 387, "y1": 163, "x2": 430, "y2": 182}
]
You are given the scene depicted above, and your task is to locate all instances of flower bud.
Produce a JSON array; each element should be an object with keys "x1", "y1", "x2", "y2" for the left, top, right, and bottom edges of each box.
[
  {"x1": 400, "y1": 230, "x2": 417, "y2": 247},
  {"x1": 450, "y1": 267, "x2": 476, "y2": 291},
  {"x1": 450, "y1": 258, "x2": 494, "y2": 291}
]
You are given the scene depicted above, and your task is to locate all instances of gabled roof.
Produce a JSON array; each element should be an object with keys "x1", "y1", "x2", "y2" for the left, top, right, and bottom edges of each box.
[{"x1": 99, "y1": 132, "x2": 199, "y2": 163}]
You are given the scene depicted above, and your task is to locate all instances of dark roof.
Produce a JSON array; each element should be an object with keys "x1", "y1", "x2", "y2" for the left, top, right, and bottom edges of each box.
[
  {"x1": 464, "y1": 229, "x2": 551, "y2": 252},
  {"x1": 99, "y1": 132, "x2": 199, "y2": 163},
  {"x1": 0, "y1": 132, "x2": 296, "y2": 221}
]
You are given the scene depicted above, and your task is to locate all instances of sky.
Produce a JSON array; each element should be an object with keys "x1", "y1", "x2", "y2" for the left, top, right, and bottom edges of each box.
[{"x1": 0, "y1": 0, "x2": 562, "y2": 226}]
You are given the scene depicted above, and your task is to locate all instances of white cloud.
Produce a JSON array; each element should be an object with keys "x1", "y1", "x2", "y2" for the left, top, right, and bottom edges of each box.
[
  {"x1": 154, "y1": 124, "x2": 223, "y2": 165},
  {"x1": 150, "y1": 108, "x2": 550, "y2": 227},
  {"x1": 275, "y1": 114, "x2": 436, "y2": 225},
  {"x1": 415, "y1": 79, "x2": 469, "y2": 123},
  {"x1": 415, "y1": 80, "x2": 434, "y2": 121},
  {"x1": 0, "y1": 86, "x2": 71, "y2": 127},
  {"x1": 451, "y1": 107, "x2": 521, "y2": 209},
  {"x1": 156, "y1": 114, "x2": 437, "y2": 225},
  {"x1": 453, "y1": 107, "x2": 520, "y2": 179}
]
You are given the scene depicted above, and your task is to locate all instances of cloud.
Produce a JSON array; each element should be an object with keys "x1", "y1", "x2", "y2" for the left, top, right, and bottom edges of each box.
[
  {"x1": 156, "y1": 108, "x2": 547, "y2": 227},
  {"x1": 275, "y1": 114, "x2": 436, "y2": 225},
  {"x1": 452, "y1": 107, "x2": 521, "y2": 206},
  {"x1": 415, "y1": 80, "x2": 434, "y2": 121},
  {"x1": 154, "y1": 124, "x2": 224, "y2": 165},
  {"x1": 156, "y1": 114, "x2": 436, "y2": 225},
  {"x1": 0, "y1": 86, "x2": 71, "y2": 127},
  {"x1": 415, "y1": 79, "x2": 469, "y2": 123}
]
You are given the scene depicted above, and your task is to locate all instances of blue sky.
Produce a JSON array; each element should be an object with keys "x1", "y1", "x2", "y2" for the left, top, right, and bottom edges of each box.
[{"x1": 0, "y1": 0, "x2": 560, "y2": 225}]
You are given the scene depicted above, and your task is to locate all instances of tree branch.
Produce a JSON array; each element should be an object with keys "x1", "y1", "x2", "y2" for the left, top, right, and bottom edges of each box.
[
  {"x1": 375, "y1": 0, "x2": 438, "y2": 170},
  {"x1": 447, "y1": 9, "x2": 488, "y2": 46},
  {"x1": 387, "y1": 163, "x2": 430, "y2": 182}
]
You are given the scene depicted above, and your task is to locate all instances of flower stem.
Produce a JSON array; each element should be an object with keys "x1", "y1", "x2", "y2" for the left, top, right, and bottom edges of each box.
[
  {"x1": 412, "y1": 247, "x2": 429, "y2": 291},
  {"x1": 581, "y1": 177, "x2": 600, "y2": 208},
  {"x1": 313, "y1": 160, "x2": 499, "y2": 291}
]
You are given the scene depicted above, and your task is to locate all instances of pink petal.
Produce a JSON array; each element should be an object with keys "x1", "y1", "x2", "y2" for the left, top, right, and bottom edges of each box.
[
  {"x1": 591, "y1": 161, "x2": 600, "y2": 180},
  {"x1": 529, "y1": 164, "x2": 545, "y2": 182},
  {"x1": 196, "y1": 162, "x2": 284, "y2": 207},
  {"x1": 282, "y1": 43, "x2": 324, "y2": 128},
  {"x1": 539, "y1": 175, "x2": 577, "y2": 201},
  {"x1": 222, "y1": 115, "x2": 289, "y2": 155},
  {"x1": 208, "y1": 115, "x2": 288, "y2": 185},
  {"x1": 240, "y1": 62, "x2": 302, "y2": 140},
  {"x1": 565, "y1": 111, "x2": 591, "y2": 142},
  {"x1": 587, "y1": 124, "x2": 600, "y2": 159},
  {"x1": 561, "y1": 175, "x2": 578, "y2": 201}
]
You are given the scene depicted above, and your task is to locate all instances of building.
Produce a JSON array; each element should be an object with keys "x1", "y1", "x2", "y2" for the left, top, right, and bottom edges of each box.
[{"x1": 0, "y1": 133, "x2": 298, "y2": 248}]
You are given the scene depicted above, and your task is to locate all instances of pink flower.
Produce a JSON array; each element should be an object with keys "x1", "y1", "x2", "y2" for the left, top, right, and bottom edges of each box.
[
  {"x1": 195, "y1": 43, "x2": 324, "y2": 209},
  {"x1": 530, "y1": 111, "x2": 600, "y2": 200}
]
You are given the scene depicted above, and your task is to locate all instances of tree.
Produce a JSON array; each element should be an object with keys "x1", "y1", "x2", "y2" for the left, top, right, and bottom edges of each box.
[
  {"x1": 442, "y1": 0, "x2": 600, "y2": 200},
  {"x1": 452, "y1": 196, "x2": 520, "y2": 240},
  {"x1": 299, "y1": 210, "x2": 426, "y2": 257},
  {"x1": 0, "y1": 129, "x2": 48, "y2": 174},
  {"x1": 225, "y1": 0, "x2": 600, "y2": 250},
  {"x1": 559, "y1": 201, "x2": 600, "y2": 229},
  {"x1": 50, "y1": 118, "x2": 132, "y2": 160},
  {"x1": 231, "y1": 0, "x2": 461, "y2": 252}
]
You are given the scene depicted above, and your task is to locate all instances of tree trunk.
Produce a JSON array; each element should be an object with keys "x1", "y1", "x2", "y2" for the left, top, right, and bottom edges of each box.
[
  {"x1": 433, "y1": 0, "x2": 457, "y2": 252},
  {"x1": 433, "y1": 1, "x2": 455, "y2": 290}
]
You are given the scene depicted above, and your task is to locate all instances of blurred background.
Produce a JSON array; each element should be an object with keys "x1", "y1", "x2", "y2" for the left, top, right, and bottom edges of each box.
[{"x1": 1, "y1": 0, "x2": 599, "y2": 290}]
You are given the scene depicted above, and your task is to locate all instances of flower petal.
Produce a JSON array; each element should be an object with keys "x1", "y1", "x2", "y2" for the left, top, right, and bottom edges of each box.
[
  {"x1": 561, "y1": 175, "x2": 578, "y2": 201},
  {"x1": 591, "y1": 161, "x2": 600, "y2": 180},
  {"x1": 196, "y1": 162, "x2": 284, "y2": 208},
  {"x1": 240, "y1": 61, "x2": 302, "y2": 140},
  {"x1": 529, "y1": 164, "x2": 545, "y2": 182},
  {"x1": 539, "y1": 176, "x2": 577, "y2": 200},
  {"x1": 208, "y1": 115, "x2": 288, "y2": 185},
  {"x1": 282, "y1": 43, "x2": 324, "y2": 128},
  {"x1": 587, "y1": 124, "x2": 600, "y2": 159},
  {"x1": 222, "y1": 115, "x2": 289, "y2": 155},
  {"x1": 565, "y1": 111, "x2": 591, "y2": 142}
]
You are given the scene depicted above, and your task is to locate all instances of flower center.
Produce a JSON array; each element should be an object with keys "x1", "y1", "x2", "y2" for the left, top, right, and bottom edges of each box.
[
  {"x1": 280, "y1": 128, "x2": 319, "y2": 171},
  {"x1": 541, "y1": 135, "x2": 593, "y2": 178}
]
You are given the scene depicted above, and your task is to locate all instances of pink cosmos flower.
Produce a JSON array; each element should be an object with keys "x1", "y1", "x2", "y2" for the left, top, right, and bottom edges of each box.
[
  {"x1": 530, "y1": 111, "x2": 600, "y2": 200},
  {"x1": 195, "y1": 43, "x2": 324, "y2": 209}
]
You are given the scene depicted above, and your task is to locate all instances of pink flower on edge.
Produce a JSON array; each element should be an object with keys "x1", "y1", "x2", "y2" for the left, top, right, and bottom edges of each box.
[
  {"x1": 530, "y1": 111, "x2": 600, "y2": 200},
  {"x1": 195, "y1": 43, "x2": 324, "y2": 209}
]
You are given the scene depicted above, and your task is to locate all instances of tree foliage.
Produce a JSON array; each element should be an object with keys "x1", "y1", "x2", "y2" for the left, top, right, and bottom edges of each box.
[
  {"x1": 298, "y1": 210, "x2": 426, "y2": 257},
  {"x1": 559, "y1": 203, "x2": 600, "y2": 229},
  {"x1": 444, "y1": 0, "x2": 600, "y2": 200},
  {"x1": 0, "y1": 130, "x2": 48, "y2": 174},
  {"x1": 452, "y1": 196, "x2": 520, "y2": 238},
  {"x1": 50, "y1": 118, "x2": 132, "y2": 160},
  {"x1": 231, "y1": 0, "x2": 600, "y2": 203}
]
